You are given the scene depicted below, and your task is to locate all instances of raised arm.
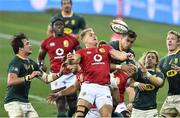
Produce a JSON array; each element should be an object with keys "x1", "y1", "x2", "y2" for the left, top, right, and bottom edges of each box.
[{"x1": 109, "y1": 49, "x2": 134, "y2": 61}]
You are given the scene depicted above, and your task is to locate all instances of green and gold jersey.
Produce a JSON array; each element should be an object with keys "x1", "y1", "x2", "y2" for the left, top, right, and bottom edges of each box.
[
  {"x1": 58, "y1": 12, "x2": 86, "y2": 34},
  {"x1": 4, "y1": 56, "x2": 39, "y2": 103},
  {"x1": 159, "y1": 49, "x2": 180, "y2": 95},
  {"x1": 133, "y1": 69, "x2": 164, "y2": 110},
  {"x1": 109, "y1": 40, "x2": 135, "y2": 65}
]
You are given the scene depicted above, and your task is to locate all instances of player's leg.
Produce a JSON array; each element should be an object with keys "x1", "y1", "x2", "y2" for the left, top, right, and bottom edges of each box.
[
  {"x1": 66, "y1": 93, "x2": 77, "y2": 117},
  {"x1": 26, "y1": 103, "x2": 39, "y2": 118},
  {"x1": 75, "y1": 99, "x2": 92, "y2": 117},
  {"x1": 95, "y1": 85, "x2": 113, "y2": 117},
  {"x1": 53, "y1": 87, "x2": 67, "y2": 117},
  {"x1": 160, "y1": 96, "x2": 178, "y2": 117},
  {"x1": 76, "y1": 83, "x2": 96, "y2": 117},
  {"x1": 4, "y1": 101, "x2": 24, "y2": 117},
  {"x1": 65, "y1": 74, "x2": 78, "y2": 117}
]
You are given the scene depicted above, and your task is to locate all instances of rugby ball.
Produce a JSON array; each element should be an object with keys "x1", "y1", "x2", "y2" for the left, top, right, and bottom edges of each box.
[{"x1": 110, "y1": 19, "x2": 128, "y2": 34}]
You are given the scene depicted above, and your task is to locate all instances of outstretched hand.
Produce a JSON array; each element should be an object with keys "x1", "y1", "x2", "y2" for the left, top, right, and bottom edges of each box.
[{"x1": 47, "y1": 92, "x2": 59, "y2": 104}]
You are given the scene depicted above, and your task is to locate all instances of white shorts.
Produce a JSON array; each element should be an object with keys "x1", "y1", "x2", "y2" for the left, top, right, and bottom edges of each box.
[
  {"x1": 4, "y1": 101, "x2": 38, "y2": 118},
  {"x1": 85, "y1": 108, "x2": 101, "y2": 118},
  {"x1": 115, "y1": 102, "x2": 127, "y2": 113},
  {"x1": 160, "y1": 95, "x2": 180, "y2": 115},
  {"x1": 131, "y1": 108, "x2": 158, "y2": 118},
  {"x1": 50, "y1": 73, "x2": 76, "y2": 90},
  {"x1": 78, "y1": 83, "x2": 113, "y2": 110}
]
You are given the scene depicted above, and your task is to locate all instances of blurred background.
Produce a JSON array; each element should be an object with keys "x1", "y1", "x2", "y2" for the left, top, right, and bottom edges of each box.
[{"x1": 0, "y1": 0, "x2": 180, "y2": 117}]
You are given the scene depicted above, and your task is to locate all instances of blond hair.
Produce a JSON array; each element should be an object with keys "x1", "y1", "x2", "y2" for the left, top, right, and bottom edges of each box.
[
  {"x1": 79, "y1": 28, "x2": 93, "y2": 40},
  {"x1": 167, "y1": 30, "x2": 180, "y2": 39},
  {"x1": 139, "y1": 50, "x2": 160, "y2": 71}
]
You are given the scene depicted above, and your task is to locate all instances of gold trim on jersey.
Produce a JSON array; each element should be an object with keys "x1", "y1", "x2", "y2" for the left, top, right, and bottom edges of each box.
[
  {"x1": 168, "y1": 48, "x2": 180, "y2": 55},
  {"x1": 16, "y1": 54, "x2": 27, "y2": 60}
]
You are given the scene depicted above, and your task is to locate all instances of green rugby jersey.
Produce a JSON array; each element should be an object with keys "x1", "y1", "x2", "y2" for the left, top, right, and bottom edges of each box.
[
  {"x1": 133, "y1": 69, "x2": 164, "y2": 110},
  {"x1": 58, "y1": 12, "x2": 86, "y2": 34},
  {"x1": 4, "y1": 55, "x2": 39, "y2": 103},
  {"x1": 109, "y1": 40, "x2": 135, "y2": 64},
  {"x1": 159, "y1": 49, "x2": 180, "y2": 95}
]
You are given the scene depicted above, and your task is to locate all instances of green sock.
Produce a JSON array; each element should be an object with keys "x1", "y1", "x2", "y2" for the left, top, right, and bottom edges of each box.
[{"x1": 57, "y1": 111, "x2": 66, "y2": 117}]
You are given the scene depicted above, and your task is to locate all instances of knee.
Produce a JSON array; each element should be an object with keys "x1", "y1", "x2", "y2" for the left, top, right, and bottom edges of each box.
[{"x1": 75, "y1": 105, "x2": 89, "y2": 117}]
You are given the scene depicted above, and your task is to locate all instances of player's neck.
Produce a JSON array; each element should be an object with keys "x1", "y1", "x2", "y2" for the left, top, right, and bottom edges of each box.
[
  {"x1": 62, "y1": 10, "x2": 73, "y2": 17},
  {"x1": 168, "y1": 48, "x2": 180, "y2": 55},
  {"x1": 85, "y1": 44, "x2": 96, "y2": 48},
  {"x1": 16, "y1": 53, "x2": 28, "y2": 60}
]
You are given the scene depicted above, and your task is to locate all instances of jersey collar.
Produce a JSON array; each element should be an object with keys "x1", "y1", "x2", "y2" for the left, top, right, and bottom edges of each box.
[
  {"x1": 16, "y1": 54, "x2": 28, "y2": 60},
  {"x1": 61, "y1": 10, "x2": 73, "y2": 17},
  {"x1": 168, "y1": 48, "x2": 180, "y2": 55}
]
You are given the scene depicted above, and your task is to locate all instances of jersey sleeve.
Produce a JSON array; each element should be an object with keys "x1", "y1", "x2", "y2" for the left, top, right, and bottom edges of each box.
[
  {"x1": 40, "y1": 38, "x2": 48, "y2": 51},
  {"x1": 156, "y1": 71, "x2": 165, "y2": 80},
  {"x1": 8, "y1": 63, "x2": 20, "y2": 75}
]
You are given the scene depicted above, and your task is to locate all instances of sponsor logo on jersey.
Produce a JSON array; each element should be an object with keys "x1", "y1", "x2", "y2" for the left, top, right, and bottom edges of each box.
[
  {"x1": 144, "y1": 84, "x2": 155, "y2": 91},
  {"x1": 55, "y1": 48, "x2": 65, "y2": 59},
  {"x1": 92, "y1": 54, "x2": 105, "y2": 65},
  {"x1": 63, "y1": 40, "x2": 69, "y2": 47},
  {"x1": 71, "y1": 20, "x2": 75, "y2": 25},
  {"x1": 99, "y1": 48, "x2": 105, "y2": 53},
  {"x1": 50, "y1": 42, "x2": 55, "y2": 46},
  {"x1": 166, "y1": 69, "x2": 177, "y2": 77}
]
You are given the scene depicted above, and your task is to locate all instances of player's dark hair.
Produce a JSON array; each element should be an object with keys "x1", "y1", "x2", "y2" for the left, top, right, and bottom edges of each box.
[
  {"x1": 11, "y1": 33, "x2": 27, "y2": 54},
  {"x1": 61, "y1": 0, "x2": 72, "y2": 5},
  {"x1": 124, "y1": 29, "x2": 137, "y2": 39},
  {"x1": 50, "y1": 15, "x2": 64, "y2": 27}
]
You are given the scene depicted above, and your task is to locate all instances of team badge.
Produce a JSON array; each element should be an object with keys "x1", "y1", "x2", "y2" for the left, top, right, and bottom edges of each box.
[
  {"x1": 65, "y1": 20, "x2": 69, "y2": 24},
  {"x1": 174, "y1": 58, "x2": 178, "y2": 64},
  {"x1": 63, "y1": 40, "x2": 69, "y2": 47},
  {"x1": 71, "y1": 20, "x2": 75, "y2": 25},
  {"x1": 24, "y1": 64, "x2": 30, "y2": 70},
  {"x1": 99, "y1": 48, "x2": 105, "y2": 53}
]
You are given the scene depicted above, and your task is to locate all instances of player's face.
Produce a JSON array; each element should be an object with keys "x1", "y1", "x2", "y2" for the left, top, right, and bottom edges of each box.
[
  {"x1": 121, "y1": 35, "x2": 135, "y2": 50},
  {"x1": 53, "y1": 20, "x2": 64, "y2": 36},
  {"x1": 144, "y1": 53, "x2": 157, "y2": 69},
  {"x1": 21, "y1": 39, "x2": 32, "y2": 55},
  {"x1": 166, "y1": 33, "x2": 180, "y2": 52},
  {"x1": 62, "y1": 0, "x2": 72, "y2": 13},
  {"x1": 83, "y1": 30, "x2": 98, "y2": 46}
]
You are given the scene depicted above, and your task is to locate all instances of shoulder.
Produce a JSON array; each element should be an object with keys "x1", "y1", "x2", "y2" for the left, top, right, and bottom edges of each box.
[
  {"x1": 156, "y1": 71, "x2": 165, "y2": 79},
  {"x1": 108, "y1": 41, "x2": 119, "y2": 49}
]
